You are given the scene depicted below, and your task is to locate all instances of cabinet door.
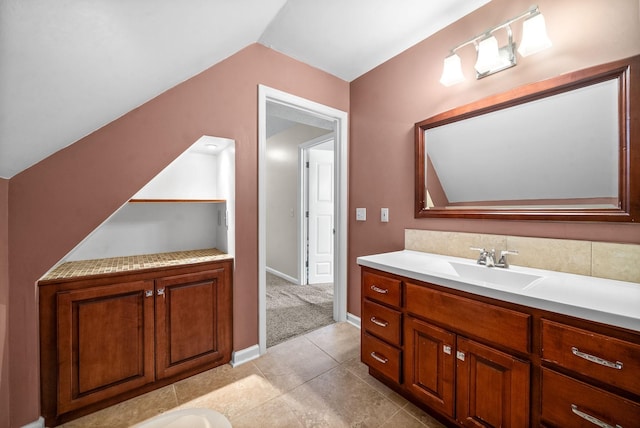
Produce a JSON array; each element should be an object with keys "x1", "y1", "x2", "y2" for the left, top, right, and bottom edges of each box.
[
  {"x1": 456, "y1": 337, "x2": 530, "y2": 428},
  {"x1": 57, "y1": 280, "x2": 155, "y2": 414},
  {"x1": 155, "y1": 267, "x2": 231, "y2": 379},
  {"x1": 404, "y1": 316, "x2": 455, "y2": 417}
]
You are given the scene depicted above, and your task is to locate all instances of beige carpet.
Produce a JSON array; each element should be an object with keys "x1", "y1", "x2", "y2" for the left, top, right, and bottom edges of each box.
[{"x1": 266, "y1": 272, "x2": 334, "y2": 347}]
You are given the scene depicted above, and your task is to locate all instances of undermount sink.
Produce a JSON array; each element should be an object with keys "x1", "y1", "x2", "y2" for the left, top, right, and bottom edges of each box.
[{"x1": 449, "y1": 261, "x2": 543, "y2": 289}]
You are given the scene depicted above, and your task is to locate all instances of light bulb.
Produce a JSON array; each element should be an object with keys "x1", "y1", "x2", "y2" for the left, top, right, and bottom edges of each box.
[
  {"x1": 440, "y1": 54, "x2": 465, "y2": 86},
  {"x1": 474, "y1": 36, "x2": 502, "y2": 74},
  {"x1": 518, "y1": 12, "x2": 552, "y2": 57}
]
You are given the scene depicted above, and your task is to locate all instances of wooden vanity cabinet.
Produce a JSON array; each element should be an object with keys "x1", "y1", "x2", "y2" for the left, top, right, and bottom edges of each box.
[
  {"x1": 403, "y1": 281, "x2": 530, "y2": 427},
  {"x1": 361, "y1": 265, "x2": 640, "y2": 428},
  {"x1": 40, "y1": 258, "x2": 233, "y2": 426}
]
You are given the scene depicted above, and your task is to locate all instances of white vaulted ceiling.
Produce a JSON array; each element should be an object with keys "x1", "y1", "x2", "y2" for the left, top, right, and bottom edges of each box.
[{"x1": 0, "y1": 0, "x2": 490, "y2": 178}]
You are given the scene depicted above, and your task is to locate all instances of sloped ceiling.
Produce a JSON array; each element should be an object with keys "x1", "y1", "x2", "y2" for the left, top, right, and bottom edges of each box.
[{"x1": 0, "y1": 0, "x2": 490, "y2": 179}]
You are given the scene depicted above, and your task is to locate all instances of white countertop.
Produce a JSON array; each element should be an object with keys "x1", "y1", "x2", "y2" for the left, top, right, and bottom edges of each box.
[{"x1": 357, "y1": 250, "x2": 640, "y2": 332}]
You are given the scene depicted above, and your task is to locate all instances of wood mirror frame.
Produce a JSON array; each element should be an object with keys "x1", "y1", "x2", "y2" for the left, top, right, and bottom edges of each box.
[{"x1": 415, "y1": 54, "x2": 639, "y2": 222}]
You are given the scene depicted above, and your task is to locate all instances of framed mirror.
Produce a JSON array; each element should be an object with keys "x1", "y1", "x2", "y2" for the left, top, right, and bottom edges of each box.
[{"x1": 415, "y1": 55, "x2": 639, "y2": 222}]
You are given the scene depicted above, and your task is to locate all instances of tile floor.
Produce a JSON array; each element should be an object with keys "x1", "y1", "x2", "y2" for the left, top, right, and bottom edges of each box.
[{"x1": 58, "y1": 322, "x2": 445, "y2": 428}]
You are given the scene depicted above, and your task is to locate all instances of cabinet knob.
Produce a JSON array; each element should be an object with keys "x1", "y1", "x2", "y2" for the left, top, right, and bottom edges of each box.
[
  {"x1": 443, "y1": 345, "x2": 452, "y2": 355},
  {"x1": 456, "y1": 351, "x2": 465, "y2": 361},
  {"x1": 157, "y1": 288, "x2": 165, "y2": 296}
]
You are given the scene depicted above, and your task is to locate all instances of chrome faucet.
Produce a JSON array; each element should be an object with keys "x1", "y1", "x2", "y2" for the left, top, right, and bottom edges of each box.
[
  {"x1": 471, "y1": 247, "x2": 517, "y2": 268},
  {"x1": 470, "y1": 247, "x2": 495, "y2": 267}
]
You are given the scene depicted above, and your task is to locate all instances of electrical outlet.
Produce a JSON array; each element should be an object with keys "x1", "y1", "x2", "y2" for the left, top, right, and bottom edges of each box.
[
  {"x1": 381, "y1": 208, "x2": 389, "y2": 222},
  {"x1": 356, "y1": 208, "x2": 366, "y2": 221}
]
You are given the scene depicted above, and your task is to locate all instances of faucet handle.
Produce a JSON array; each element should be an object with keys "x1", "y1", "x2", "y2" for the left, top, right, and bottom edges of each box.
[
  {"x1": 470, "y1": 247, "x2": 487, "y2": 265},
  {"x1": 500, "y1": 249, "x2": 519, "y2": 257},
  {"x1": 497, "y1": 249, "x2": 518, "y2": 268}
]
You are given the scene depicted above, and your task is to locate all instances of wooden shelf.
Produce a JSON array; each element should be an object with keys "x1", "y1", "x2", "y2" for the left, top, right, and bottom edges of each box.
[{"x1": 128, "y1": 199, "x2": 226, "y2": 203}]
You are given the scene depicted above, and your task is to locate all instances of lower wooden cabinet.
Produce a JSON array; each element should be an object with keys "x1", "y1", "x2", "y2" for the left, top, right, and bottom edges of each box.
[
  {"x1": 361, "y1": 266, "x2": 640, "y2": 427},
  {"x1": 404, "y1": 316, "x2": 455, "y2": 417},
  {"x1": 155, "y1": 268, "x2": 231, "y2": 379},
  {"x1": 40, "y1": 258, "x2": 233, "y2": 426},
  {"x1": 455, "y1": 337, "x2": 529, "y2": 428},
  {"x1": 56, "y1": 280, "x2": 156, "y2": 415},
  {"x1": 404, "y1": 316, "x2": 530, "y2": 426}
]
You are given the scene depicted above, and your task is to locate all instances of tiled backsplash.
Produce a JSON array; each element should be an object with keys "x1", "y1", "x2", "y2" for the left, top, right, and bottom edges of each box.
[{"x1": 405, "y1": 229, "x2": 640, "y2": 283}]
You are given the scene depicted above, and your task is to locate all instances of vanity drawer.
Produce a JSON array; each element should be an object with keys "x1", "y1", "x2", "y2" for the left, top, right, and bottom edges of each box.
[
  {"x1": 362, "y1": 299, "x2": 402, "y2": 346},
  {"x1": 362, "y1": 332, "x2": 401, "y2": 383},
  {"x1": 362, "y1": 270, "x2": 402, "y2": 308},
  {"x1": 541, "y1": 368, "x2": 640, "y2": 428},
  {"x1": 541, "y1": 319, "x2": 640, "y2": 396},
  {"x1": 405, "y1": 282, "x2": 530, "y2": 354}
]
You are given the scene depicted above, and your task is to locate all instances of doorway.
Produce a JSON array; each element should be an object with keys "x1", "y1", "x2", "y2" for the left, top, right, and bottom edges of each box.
[{"x1": 258, "y1": 85, "x2": 348, "y2": 355}]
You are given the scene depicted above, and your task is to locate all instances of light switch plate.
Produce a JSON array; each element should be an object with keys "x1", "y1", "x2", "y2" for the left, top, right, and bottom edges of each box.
[
  {"x1": 381, "y1": 208, "x2": 389, "y2": 222},
  {"x1": 356, "y1": 208, "x2": 366, "y2": 221}
]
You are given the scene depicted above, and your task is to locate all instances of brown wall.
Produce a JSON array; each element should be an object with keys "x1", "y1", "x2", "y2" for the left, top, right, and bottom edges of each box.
[
  {"x1": 6, "y1": 1, "x2": 640, "y2": 425},
  {"x1": 0, "y1": 178, "x2": 9, "y2": 428},
  {"x1": 348, "y1": 0, "x2": 640, "y2": 315},
  {"x1": 7, "y1": 44, "x2": 348, "y2": 427}
]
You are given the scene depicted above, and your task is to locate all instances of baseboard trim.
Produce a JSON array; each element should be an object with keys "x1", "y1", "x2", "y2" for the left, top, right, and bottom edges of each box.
[
  {"x1": 21, "y1": 416, "x2": 44, "y2": 428},
  {"x1": 231, "y1": 344, "x2": 260, "y2": 367},
  {"x1": 346, "y1": 312, "x2": 361, "y2": 329},
  {"x1": 265, "y1": 267, "x2": 299, "y2": 285}
]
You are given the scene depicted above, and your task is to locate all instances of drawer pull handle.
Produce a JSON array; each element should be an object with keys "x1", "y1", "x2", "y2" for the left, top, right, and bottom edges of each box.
[
  {"x1": 370, "y1": 285, "x2": 389, "y2": 294},
  {"x1": 571, "y1": 347, "x2": 623, "y2": 370},
  {"x1": 571, "y1": 404, "x2": 622, "y2": 428},
  {"x1": 370, "y1": 352, "x2": 388, "y2": 364},
  {"x1": 370, "y1": 317, "x2": 389, "y2": 327}
]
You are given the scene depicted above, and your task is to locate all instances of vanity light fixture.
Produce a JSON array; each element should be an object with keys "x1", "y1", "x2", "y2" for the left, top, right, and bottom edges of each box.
[{"x1": 439, "y1": 5, "x2": 551, "y2": 86}]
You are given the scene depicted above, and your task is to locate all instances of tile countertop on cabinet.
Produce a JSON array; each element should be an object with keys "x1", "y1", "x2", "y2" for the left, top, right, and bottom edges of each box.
[
  {"x1": 39, "y1": 248, "x2": 233, "y2": 283},
  {"x1": 357, "y1": 250, "x2": 640, "y2": 332}
]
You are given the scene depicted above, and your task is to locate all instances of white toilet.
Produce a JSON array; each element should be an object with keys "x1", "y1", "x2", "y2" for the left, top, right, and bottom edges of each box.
[{"x1": 132, "y1": 408, "x2": 232, "y2": 428}]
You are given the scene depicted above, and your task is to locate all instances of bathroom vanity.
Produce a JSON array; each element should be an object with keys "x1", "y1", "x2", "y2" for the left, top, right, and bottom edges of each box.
[
  {"x1": 358, "y1": 250, "x2": 640, "y2": 428},
  {"x1": 38, "y1": 249, "x2": 233, "y2": 427}
]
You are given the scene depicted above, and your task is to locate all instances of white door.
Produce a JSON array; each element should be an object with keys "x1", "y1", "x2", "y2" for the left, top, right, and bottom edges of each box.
[{"x1": 307, "y1": 147, "x2": 334, "y2": 284}]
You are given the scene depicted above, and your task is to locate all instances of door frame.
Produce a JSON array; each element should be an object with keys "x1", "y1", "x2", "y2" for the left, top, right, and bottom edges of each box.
[
  {"x1": 258, "y1": 85, "x2": 348, "y2": 355},
  {"x1": 299, "y1": 135, "x2": 335, "y2": 286}
]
